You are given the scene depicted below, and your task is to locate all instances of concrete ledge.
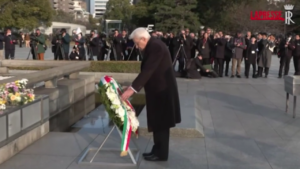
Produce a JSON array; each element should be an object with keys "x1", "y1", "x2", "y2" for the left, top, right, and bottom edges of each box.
[
  {"x1": 0, "y1": 67, "x2": 8, "y2": 74},
  {"x1": 34, "y1": 75, "x2": 95, "y2": 116},
  {"x1": 0, "y1": 121, "x2": 49, "y2": 165},
  {"x1": 1, "y1": 60, "x2": 88, "y2": 67},
  {"x1": 80, "y1": 72, "x2": 138, "y2": 83}
]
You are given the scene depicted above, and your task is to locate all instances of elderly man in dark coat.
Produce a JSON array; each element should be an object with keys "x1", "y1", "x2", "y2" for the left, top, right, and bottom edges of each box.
[{"x1": 121, "y1": 27, "x2": 181, "y2": 162}]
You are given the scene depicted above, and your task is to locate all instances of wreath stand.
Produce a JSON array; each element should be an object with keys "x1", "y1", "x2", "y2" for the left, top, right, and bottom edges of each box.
[{"x1": 78, "y1": 124, "x2": 140, "y2": 167}]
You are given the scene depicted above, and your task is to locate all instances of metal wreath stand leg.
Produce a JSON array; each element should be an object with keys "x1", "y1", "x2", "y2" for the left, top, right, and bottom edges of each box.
[{"x1": 78, "y1": 124, "x2": 140, "y2": 166}]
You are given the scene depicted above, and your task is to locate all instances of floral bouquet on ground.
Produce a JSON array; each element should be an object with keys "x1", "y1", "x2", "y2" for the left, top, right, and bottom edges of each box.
[
  {"x1": 0, "y1": 79, "x2": 35, "y2": 112},
  {"x1": 98, "y1": 76, "x2": 139, "y2": 157}
]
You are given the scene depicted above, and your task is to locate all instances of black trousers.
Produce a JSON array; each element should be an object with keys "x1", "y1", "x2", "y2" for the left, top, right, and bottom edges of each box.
[
  {"x1": 151, "y1": 128, "x2": 170, "y2": 160},
  {"x1": 201, "y1": 58, "x2": 210, "y2": 65},
  {"x1": 245, "y1": 59, "x2": 256, "y2": 77},
  {"x1": 5, "y1": 49, "x2": 15, "y2": 59},
  {"x1": 214, "y1": 58, "x2": 224, "y2": 76},
  {"x1": 64, "y1": 52, "x2": 69, "y2": 60},
  {"x1": 98, "y1": 49, "x2": 106, "y2": 60},
  {"x1": 223, "y1": 57, "x2": 231, "y2": 75},
  {"x1": 293, "y1": 55, "x2": 300, "y2": 75},
  {"x1": 122, "y1": 49, "x2": 128, "y2": 60},
  {"x1": 279, "y1": 55, "x2": 292, "y2": 76}
]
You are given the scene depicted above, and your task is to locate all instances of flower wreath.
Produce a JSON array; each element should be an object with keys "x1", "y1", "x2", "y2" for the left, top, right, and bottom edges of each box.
[{"x1": 98, "y1": 76, "x2": 139, "y2": 156}]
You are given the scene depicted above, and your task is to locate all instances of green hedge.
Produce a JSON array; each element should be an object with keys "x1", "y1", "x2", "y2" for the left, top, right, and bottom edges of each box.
[{"x1": 8, "y1": 61, "x2": 141, "y2": 73}]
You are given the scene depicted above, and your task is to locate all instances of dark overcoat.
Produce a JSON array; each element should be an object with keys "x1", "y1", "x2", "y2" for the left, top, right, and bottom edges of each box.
[
  {"x1": 131, "y1": 37, "x2": 181, "y2": 132},
  {"x1": 214, "y1": 38, "x2": 226, "y2": 58},
  {"x1": 258, "y1": 40, "x2": 275, "y2": 68}
]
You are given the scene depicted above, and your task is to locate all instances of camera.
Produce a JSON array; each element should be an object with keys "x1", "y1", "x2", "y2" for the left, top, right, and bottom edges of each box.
[{"x1": 56, "y1": 33, "x2": 62, "y2": 40}]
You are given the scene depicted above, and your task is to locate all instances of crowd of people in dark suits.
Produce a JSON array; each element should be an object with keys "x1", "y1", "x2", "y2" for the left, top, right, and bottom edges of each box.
[
  {"x1": 50, "y1": 29, "x2": 141, "y2": 61},
  {"x1": 152, "y1": 28, "x2": 300, "y2": 79}
]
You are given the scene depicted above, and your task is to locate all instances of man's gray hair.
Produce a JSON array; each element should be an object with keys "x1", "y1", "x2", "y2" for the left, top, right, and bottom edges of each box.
[{"x1": 129, "y1": 27, "x2": 151, "y2": 40}]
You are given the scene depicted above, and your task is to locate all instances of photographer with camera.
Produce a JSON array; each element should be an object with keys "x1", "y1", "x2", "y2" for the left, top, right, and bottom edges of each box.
[
  {"x1": 175, "y1": 30, "x2": 192, "y2": 73},
  {"x1": 30, "y1": 29, "x2": 46, "y2": 60},
  {"x1": 86, "y1": 30, "x2": 100, "y2": 60},
  {"x1": 74, "y1": 32, "x2": 86, "y2": 60},
  {"x1": 112, "y1": 30, "x2": 123, "y2": 60},
  {"x1": 4, "y1": 29, "x2": 17, "y2": 60},
  {"x1": 60, "y1": 28, "x2": 70, "y2": 60},
  {"x1": 69, "y1": 45, "x2": 82, "y2": 60}
]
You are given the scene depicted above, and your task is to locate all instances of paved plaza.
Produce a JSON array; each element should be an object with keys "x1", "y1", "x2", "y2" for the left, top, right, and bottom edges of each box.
[{"x1": 1, "y1": 47, "x2": 300, "y2": 169}]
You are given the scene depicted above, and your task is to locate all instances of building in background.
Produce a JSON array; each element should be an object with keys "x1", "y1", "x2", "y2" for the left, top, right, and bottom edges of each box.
[
  {"x1": 74, "y1": 0, "x2": 90, "y2": 20},
  {"x1": 90, "y1": 0, "x2": 108, "y2": 18},
  {"x1": 89, "y1": 0, "x2": 134, "y2": 18},
  {"x1": 49, "y1": 0, "x2": 75, "y2": 13},
  {"x1": 86, "y1": 0, "x2": 90, "y2": 12}
]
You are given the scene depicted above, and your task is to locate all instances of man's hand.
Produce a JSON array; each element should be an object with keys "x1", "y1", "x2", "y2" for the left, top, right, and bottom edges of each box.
[
  {"x1": 122, "y1": 86, "x2": 128, "y2": 91},
  {"x1": 198, "y1": 56, "x2": 202, "y2": 60},
  {"x1": 121, "y1": 87, "x2": 134, "y2": 101}
]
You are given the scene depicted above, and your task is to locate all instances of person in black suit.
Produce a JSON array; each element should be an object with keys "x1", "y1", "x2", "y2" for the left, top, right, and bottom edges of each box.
[
  {"x1": 4, "y1": 29, "x2": 17, "y2": 59},
  {"x1": 293, "y1": 34, "x2": 300, "y2": 75},
  {"x1": 88, "y1": 30, "x2": 100, "y2": 60},
  {"x1": 278, "y1": 35, "x2": 293, "y2": 78},
  {"x1": 169, "y1": 33, "x2": 178, "y2": 62},
  {"x1": 245, "y1": 36, "x2": 258, "y2": 78},
  {"x1": 213, "y1": 33, "x2": 226, "y2": 77},
  {"x1": 244, "y1": 31, "x2": 252, "y2": 76},
  {"x1": 121, "y1": 28, "x2": 181, "y2": 162},
  {"x1": 190, "y1": 33, "x2": 197, "y2": 58},
  {"x1": 197, "y1": 32, "x2": 211, "y2": 65},
  {"x1": 224, "y1": 35, "x2": 233, "y2": 76},
  {"x1": 111, "y1": 30, "x2": 123, "y2": 60},
  {"x1": 121, "y1": 30, "x2": 128, "y2": 60},
  {"x1": 0, "y1": 32, "x2": 4, "y2": 60}
]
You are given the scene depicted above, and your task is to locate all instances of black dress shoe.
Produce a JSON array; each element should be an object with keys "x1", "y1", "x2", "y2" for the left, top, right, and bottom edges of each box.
[
  {"x1": 144, "y1": 155, "x2": 167, "y2": 161},
  {"x1": 142, "y1": 152, "x2": 153, "y2": 157},
  {"x1": 231, "y1": 75, "x2": 234, "y2": 78},
  {"x1": 236, "y1": 75, "x2": 241, "y2": 78}
]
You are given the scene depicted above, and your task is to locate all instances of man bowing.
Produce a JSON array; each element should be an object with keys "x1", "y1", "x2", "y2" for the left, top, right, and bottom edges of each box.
[{"x1": 121, "y1": 28, "x2": 181, "y2": 161}]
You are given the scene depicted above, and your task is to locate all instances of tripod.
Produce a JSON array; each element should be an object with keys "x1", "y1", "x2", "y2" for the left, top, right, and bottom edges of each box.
[
  {"x1": 55, "y1": 43, "x2": 65, "y2": 60},
  {"x1": 108, "y1": 42, "x2": 117, "y2": 61},
  {"x1": 26, "y1": 43, "x2": 37, "y2": 60},
  {"x1": 87, "y1": 45, "x2": 94, "y2": 60},
  {"x1": 127, "y1": 46, "x2": 142, "y2": 61},
  {"x1": 172, "y1": 44, "x2": 188, "y2": 70}
]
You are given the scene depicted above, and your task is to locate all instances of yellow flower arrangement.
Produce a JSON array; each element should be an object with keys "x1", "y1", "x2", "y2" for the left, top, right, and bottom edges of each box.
[
  {"x1": 10, "y1": 95, "x2": 16, "y2": 101},
  {"x1": 0, "y1": 99, "x2": 6, "y2": 105}
]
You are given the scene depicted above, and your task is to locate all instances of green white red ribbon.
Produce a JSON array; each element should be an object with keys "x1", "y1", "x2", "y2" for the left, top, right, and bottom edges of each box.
[{"x1": 99, "y1": 75, "x2": 134, "y2": 156}]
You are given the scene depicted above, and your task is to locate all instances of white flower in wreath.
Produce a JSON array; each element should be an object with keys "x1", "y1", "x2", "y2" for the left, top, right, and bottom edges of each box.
[
  {"x1": 111, "y1": 97, "x2": 121, "y2": 106},
  {"x1": 106, "y1": 91, "x2": 118, "y2": 101},
  {"x1": 115, "y1": 107, "x2": 125, "y2": 118}
]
